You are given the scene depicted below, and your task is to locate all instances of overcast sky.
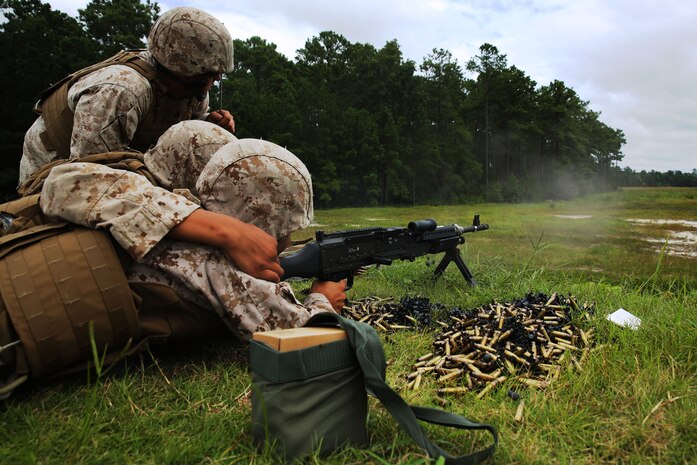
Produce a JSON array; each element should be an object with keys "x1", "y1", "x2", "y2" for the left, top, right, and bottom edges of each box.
[{"x1": 48, "y1": 0, "x2": 696, "y2": 172}]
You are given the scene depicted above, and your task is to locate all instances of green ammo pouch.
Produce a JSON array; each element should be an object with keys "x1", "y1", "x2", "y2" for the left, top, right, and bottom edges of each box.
[
  {"x1": 250, "y1": 329, "x2": 368, "y2": 458},
  {"x1": 250, "y1": 312, "x2": 498, "y2": 464}
]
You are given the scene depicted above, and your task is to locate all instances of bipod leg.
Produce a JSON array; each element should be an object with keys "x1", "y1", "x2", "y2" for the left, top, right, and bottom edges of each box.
[{"x1": 433, "y1": 248, "x2": 477, "y2": 286}]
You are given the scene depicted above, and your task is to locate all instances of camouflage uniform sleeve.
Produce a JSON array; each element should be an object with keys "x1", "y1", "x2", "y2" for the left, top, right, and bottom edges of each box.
[
  {"x1": 40, "y1": 163, "x2": 199, "y2": 261},
  {"x1": 127, "y1": 242, "x2": 336, "y2": 340},
  {"x1": 67, "y1": 66, "x2": 151, "y2": 157}
]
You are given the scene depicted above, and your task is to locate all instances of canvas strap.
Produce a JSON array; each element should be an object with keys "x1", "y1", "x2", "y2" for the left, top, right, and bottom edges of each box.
[{"x1": 304, "y1": 312, "x2": 498, "y2": 465}]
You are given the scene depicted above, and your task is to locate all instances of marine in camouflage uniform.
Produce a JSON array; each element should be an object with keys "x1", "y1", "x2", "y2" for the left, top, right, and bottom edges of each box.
[
  {"x1": 40, "y1": 122, "x2": 339, "y2": 340},
  {"x1": 21, "y1": 7, "x2": 283, "y2": 284},
  {"x1": 20, "y1": 7, "x2": 235, "y2": 184}
]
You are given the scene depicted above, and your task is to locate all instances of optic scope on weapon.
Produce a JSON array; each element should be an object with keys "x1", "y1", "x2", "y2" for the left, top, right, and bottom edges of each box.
[{"x1": 280, "y1": 215, "x2": 489, "y2": 289}]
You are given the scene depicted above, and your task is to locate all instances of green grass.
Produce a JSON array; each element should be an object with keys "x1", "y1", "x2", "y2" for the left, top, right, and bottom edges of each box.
[{"x1": 1, "y1": 187, "x2": 695, "y2": 464}]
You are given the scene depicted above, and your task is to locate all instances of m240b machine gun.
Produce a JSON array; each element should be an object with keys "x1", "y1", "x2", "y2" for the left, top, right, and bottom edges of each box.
[{"x1": 280, "y1": 215, "x2": 489, "y2": 289}]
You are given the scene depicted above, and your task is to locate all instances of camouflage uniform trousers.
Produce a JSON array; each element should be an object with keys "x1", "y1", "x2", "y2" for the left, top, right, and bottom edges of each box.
[
  {"x1": 20, "y1": 51, "x2": 209, "y2": 184},
  {"x1": 129, "y1": 240, "x2": 333, "y2": 340}
]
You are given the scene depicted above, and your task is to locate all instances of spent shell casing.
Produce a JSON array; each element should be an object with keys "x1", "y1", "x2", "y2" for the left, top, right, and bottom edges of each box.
[
  {"x1": 413, "y1": 373, "x2": 422, "y2": 390},
  {"x1": 476, "y1": 376, "x2": 506, "y2": 399},
  {"x1": 504, "y1": 350, "x2": 531, "y2": 366},
  {"x1": 504, "y1": 359, "x2": 517, "y2": 374},
  {"x1": 551, "y1": 331, "x2": 572, "y2": 340},
  {"x1": 579, "y1": 328, "x2": 589, "y2": 347},
  {"x1": 498, "y1": 329, "x2": 514, "y2": 342},
  {"x1": 438, "y1": 387, "x2": 470, "y2": 394},
  {"x1": 556, "y1": 341, "x2": 582, "y2": 352},
  {"x1": 474, "y1": 343, "x2": 498, "y2": 354},
  {"x1": 438, "y1": 369, "x2": 464, "y2": 383},
  {"x1": 517, "y1": 377, "x2": 548, "y2": 389},
  {"x1": 472, "y1": 371, "x2": 497, "y2": 381},
  {"x1": 514, "y1": 400, "x2": 525, "y2": 422}
]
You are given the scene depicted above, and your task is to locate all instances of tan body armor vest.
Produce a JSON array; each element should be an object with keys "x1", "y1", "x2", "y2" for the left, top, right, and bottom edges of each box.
[
  {"x1": 35, "y1": 51, "x2": 159, "y2": 157},
  {"x1": 1, "y1": 155, "x2": 225, "y2": 399}
]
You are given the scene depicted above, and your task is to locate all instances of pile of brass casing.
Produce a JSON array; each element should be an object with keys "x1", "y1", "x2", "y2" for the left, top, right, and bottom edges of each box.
[
  {"x1": 343, "y1": 293, "x2": 594, "y2": 397},
  {"x1": 408, "y1": 293, "x2": 594, "y2": 396}
]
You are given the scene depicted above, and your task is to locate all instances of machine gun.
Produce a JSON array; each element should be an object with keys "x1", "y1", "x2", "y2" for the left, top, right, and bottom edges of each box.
[{"x1": 280, "y1": 215, "x2": 489, "y2": 289}]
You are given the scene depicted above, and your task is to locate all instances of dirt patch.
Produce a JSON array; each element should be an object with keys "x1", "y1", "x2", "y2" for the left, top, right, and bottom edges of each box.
[
  {"x1": 554, "y1": 214, "x2": 593, "y2": 219},
  {"x1": 625, "y1": 219, "x2": 697, "y2": 258}
]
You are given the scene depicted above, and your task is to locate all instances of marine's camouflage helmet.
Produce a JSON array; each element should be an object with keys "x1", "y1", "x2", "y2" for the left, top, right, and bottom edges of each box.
[
  {"x1": 144, "y1": 120, "x2": 237, "y2": 193},
  {"x1": 148, "y1": 7, "x2": 234, "y2": 77},
  {"x1": 196, "y1": 139, "x2": 314, "y2": 239}
]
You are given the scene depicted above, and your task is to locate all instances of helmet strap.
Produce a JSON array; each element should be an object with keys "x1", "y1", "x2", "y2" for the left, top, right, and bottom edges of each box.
[{"x1": 156, "y1": 62, "x2": 209, "y2": 101}]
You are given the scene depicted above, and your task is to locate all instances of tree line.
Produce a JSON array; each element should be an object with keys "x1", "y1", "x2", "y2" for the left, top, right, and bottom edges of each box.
[{"x1": 1, "y1": 0, "x2": 694, "y2": 205}]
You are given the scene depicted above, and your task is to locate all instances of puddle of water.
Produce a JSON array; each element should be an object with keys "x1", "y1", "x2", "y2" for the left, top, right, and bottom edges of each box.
[
  {"x1": 366, "y1": 218, "x2": 389, "y2": 221},
  {"x1": 554, "y1": 215, "x2": 593, "y2": 219},
  {"x1": 308, "y1": 223, "x2": 327, "y2": 227},
  {"x1": 625, "y1": 218, "x2": 697, "y2": 228},
  {"x1": 625, "y1": 218, "x2": 697, "y2": 258}
]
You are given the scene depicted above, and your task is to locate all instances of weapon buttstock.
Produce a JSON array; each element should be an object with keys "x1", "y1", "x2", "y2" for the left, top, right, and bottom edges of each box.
[{"x1": 279, "y1": 242, "x2": 321, "y2": 280}]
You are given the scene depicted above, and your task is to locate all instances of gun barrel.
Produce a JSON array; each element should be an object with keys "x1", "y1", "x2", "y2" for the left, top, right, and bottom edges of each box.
[{"x1": 460, "y1": 223, "x2": 489, "y2": 233}]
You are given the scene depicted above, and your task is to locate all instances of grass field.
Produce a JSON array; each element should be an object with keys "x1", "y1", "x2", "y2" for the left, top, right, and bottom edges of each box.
[{"x1": 1, "y1": 187, "x2": 695, "y2": 464}]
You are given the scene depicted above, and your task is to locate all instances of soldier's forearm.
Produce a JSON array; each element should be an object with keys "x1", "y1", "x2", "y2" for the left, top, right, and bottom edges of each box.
[{"x1": 169, "y1": 209, "x2": 284, "y2": 282}]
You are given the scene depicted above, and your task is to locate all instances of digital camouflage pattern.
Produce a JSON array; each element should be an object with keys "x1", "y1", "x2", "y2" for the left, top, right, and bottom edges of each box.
[
  {"x1": 20, "y1": 51, "x2": 209, "y2": 184},
  {"x1": 129, "y1": 137, "x2": 328, "y2": 338},
  {"x1": 197, "y1": 139, "x2": 314, "y2": 239},
  {"x1": 40, "y1": 162, "x2": 200, "y2": 261},
  {"x1": 128, "y1": 241, "x2": 333, "y2": 339},
  {"x1": 148, "y1": 7, "x2": 234, "y2": 76},
  {"x1": 145, "y1": 120, "x2": 237, "y2": 193},
  {"x1": 40, "y1": 136, "x2": 333, "y2": 339}
]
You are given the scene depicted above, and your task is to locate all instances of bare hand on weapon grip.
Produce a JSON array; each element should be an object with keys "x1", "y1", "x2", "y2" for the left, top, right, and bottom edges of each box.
[{"x1": 310, "y1": 280, "x2": 347, "y2": 312}]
